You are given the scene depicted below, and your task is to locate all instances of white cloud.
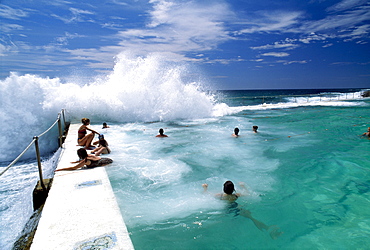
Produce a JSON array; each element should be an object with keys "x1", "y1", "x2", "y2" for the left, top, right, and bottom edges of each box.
[
  {"x1": 114, "y1": 1, "x2": 233, "y2": 55},
  {"x1": 261, "y1": 52, "x2": 290, "y2": 57},
  {"x1": 147, "y1": 0, "x2": 175, "y2": 28},
  {"x1": 0, "y1": 23, "x2": 23, "y2": 33},
  {"x1": 300, "y1": 5, "x2": 370, "y2": 35},
  {"x1": 339, "y1": 24, "x2": 370, "y2": 41},
  {"x1": 250, "y1": 42, "x2": 298, "y2": 50},
  {"x1": 69, "y1": 7, "x2": 94, "y2": 16},
  {"x1": 236, "y1": 11, "x2": 303, "y2": 34},
  {"x1": 283, "y1": 60, "x2": 307, "y2": 65},
  {"x1": 327, "y1": 0, "x2": 367, "y2": 12},
  {"x1": 0, "y1": 4, "x2": 28, "y2": 20},
  {"x1": 55, "y1": 32, "x2": 85, "y2": 46},
  {"x1": 237, "y1": 2, "x2": 369, "y2": 44},
  {"x1": 322, "y1": 43, "x2": 333, "y2": 48},
  {"x1": 51, "y1": 7, "x2": 95, "y2": 23},
  {"x1": 204, "y1": 57, "x2": 245, "y2": 65},
  {"x1": 299, "y1": 33, "x2": 331, "y2": 44}
]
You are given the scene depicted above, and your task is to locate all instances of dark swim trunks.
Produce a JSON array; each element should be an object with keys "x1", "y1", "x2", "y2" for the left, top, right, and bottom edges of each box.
[
  {"x1": 227, "y1": 202, "x2": 241, "y2": 217},
  {"x1": 88, "y1": 158, "x2": 113, "y2": 168}
]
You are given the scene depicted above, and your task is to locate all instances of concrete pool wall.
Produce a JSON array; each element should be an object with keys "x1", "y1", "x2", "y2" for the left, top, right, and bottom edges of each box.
[{"x1": 30, "y1": 124, "x2": 134, "y2": 250}]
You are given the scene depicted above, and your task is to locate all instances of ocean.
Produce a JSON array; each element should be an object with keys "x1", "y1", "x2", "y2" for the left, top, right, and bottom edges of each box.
[{"x1": 1, "y1": 54, "x2": 369, "y2": 249}]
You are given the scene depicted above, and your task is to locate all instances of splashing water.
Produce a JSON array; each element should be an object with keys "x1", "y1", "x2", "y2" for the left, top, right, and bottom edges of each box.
[{"x1": 0, "y1": 52, "x2": 219, "y2": 162}]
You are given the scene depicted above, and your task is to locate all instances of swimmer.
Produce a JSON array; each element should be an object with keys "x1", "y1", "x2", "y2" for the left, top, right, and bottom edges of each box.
[
  {"x1": 362, "y1": 127, "x2": 370, "y2": 137},
  {"x1": 93, "y1": 134, "x2": 108, "y2": 146},
  {"x1": 55, "y1": 148, "x2": 113, "y2": 171},
  {"x1": 252, "y1": 126, "x2": 258, "y2": 133},
  {"x1": 77, "y1": 118, "x2": 99, "y2": 149},
  {"x1": 202, "y1": 181, "x2": 283, "y2": 239},
  {"x1": 232, "y1": 127, "x2": 240, "y2": 137},
  {"x1": 102, "y1": 122, "x2": 110, "y2": 129},
  {"x1": 91, "y1": 139, "x2": 111, "y2": 156},
  {"x1": 156, "y1": 128, "x2": 168, "y2": 137}
]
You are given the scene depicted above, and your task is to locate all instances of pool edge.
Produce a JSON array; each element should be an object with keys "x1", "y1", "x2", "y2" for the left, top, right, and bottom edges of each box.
[{"x1": 30, "y1": 124, "x2": 134, "y2": 250}]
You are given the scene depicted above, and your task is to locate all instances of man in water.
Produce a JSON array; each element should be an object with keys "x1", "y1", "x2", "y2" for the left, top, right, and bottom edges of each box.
[
  {"x1": 232, "y1": 127, "x2": 240, "y2": 137},
  {"x1": 362, "y1": 127, "x2": 370, "y2": 137},
  {"x1": 252, "y1": 126, "x2": 258, "y2": 133},
  {"x1": 156, "y1": 128, "x2": 168, "y2": 137},
  {"x1": 202, "y1": 181, "x2": 283, "y2": 239}
]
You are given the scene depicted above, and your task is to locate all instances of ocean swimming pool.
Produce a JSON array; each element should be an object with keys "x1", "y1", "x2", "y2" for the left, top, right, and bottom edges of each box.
[
  {"x1": 1, "y1": 62, "x2": 369, "y2": 249},
  {"x1": 100, "y1": 91, "x2": 370, "y2": 249}
]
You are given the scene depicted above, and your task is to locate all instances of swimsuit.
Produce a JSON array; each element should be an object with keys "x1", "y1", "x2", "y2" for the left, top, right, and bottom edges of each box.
[
  {"x1": 78, "y1": 128, "x2": 87, "y2": 140},
  {"x1": 87, "y1": 158, "x2": 113, "y2": 168},
  {"x1": 220, "y1": 194, "x2": 240, "y2": 216}
]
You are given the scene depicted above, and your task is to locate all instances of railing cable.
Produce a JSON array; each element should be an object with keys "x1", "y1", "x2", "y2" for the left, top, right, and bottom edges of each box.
[
  {"x1": 0, "y1": 110, "x2": 69, "y2": 185},
  {"x1": 0, "y1": 139, "x2": 36, "y2": 177}
]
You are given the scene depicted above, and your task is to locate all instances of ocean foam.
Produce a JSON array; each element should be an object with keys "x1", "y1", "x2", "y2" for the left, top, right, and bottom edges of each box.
[{"x1": 0, "y1": 53, "x2": 218, "y2": 162}]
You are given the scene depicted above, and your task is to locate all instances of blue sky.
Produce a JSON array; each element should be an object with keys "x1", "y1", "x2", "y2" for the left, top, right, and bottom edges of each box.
[{"x1": 1, "y1": 0, "x2": 369, "y2": 90}]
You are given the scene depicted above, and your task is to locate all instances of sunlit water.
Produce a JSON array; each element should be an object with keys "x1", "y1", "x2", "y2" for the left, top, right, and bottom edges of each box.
[
  {"x1": 1, "y1": 52, "x2": 369, "y2": 249},
  {"x1": 105, "y1": 95, "x2": 370, "y2": 249}
]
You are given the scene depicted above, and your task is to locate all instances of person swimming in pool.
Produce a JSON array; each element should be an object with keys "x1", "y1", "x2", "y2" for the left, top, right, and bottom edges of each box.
[
  {"x1": 252, "y1": 125, "x2": 258, "y2": 133},
  {"x1": 362, "y1": 127, "x2": 370, "y2": 137},
  {"x1": 156, "y1": 128, "x2": 168, "y2": 137},
  {"x1": 232, "y1": 127, "x2": 240, "y2": 137},
  {"x1": 55, "y1": 148, "x2": 112, "y2": 171},
  {"x1": 202, "y1": 181, "x2": 283, "y2": 239},
  {"x1": 78, "y1": 118, "x2": 99, "y2": 149}
]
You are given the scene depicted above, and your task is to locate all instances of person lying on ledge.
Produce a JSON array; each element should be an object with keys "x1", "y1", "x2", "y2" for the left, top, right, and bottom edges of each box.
[{"x1": 55, "y1": 148, "x2": 113, "y2": 171}]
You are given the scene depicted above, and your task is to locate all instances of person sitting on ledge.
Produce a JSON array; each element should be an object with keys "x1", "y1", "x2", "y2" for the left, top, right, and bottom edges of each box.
[
  {"x1": 55, "y1": 148, "x2": 113, "y2": 171},
  {"x1": 91, "y1": 139, "x2": 111, "y2": 156},
  {"x1": 77, "y1": 118, "x2": 99, "y2": 149},
  {"x1": 156, "y1": 128, "x2": 168, "y2": 137}
]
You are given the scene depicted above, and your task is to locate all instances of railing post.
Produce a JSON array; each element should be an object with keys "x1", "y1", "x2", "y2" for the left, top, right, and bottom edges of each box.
[
  {"x1": 34, "y1": 136, "x2": 46, "y2": 191},
  {"x1": 58, "y1": 115, "x2": 63, "y2": 147},
  {"x1": 62, "y1": 109, "x2": 67, "y2": 128}
]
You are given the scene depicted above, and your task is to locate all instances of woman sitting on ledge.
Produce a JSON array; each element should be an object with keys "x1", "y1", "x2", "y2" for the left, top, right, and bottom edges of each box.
[
  {"x1": 91, "y1": 139, "x2": 111, "y2": 156},
  {"x1": 78, "y1": 118, "x2": 100, "y2": 149},
  {"x1": 55, "y1": 148, "x2": 113, "y2": 171}
]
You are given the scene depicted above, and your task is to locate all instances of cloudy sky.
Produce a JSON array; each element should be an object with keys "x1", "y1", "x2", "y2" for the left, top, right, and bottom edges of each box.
[{"x1": 1, "y1": 0, "x2": 369, "y2": 89}]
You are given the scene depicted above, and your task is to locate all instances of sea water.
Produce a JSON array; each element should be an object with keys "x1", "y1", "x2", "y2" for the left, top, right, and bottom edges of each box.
[{"x1": 1, "y1": 52, "x2": 369, "y2": 249}]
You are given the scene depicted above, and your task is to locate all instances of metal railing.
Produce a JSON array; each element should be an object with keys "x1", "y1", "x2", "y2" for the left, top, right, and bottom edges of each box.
[{"x1": 0, "y1": 109, "x2": 70, "y2": 191}]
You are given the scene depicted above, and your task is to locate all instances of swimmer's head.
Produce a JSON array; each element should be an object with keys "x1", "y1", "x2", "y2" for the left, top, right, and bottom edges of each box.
[
  {"x1": 234, "y1": 127, "x2": 239, "y2": 135},
  {"x1": 77, "y1": 148, "x2": 88, "y2": 159},
  {"x1": 253, "y1": 125, "x2": 258, "y2": 132},
  {"x1": 223, "y1": 181, "x2": 235, "y2": 195},
  {"x1": 81, "y1": 118, "x2": 90, "y2": 125},
  {"x1": 159, "y1": 128, "x2": 164, "y2": 135}
]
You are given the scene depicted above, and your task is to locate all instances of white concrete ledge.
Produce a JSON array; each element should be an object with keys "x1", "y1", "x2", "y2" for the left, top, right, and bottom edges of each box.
[{"x1": 31, "y1": 124, "x2": 134, "y2": 250}]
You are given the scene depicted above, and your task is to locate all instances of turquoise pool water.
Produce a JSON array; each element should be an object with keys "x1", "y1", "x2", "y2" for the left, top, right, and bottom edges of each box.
[{"x1": 105, "y1": 90, "x2": 370, "y2": 249}]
